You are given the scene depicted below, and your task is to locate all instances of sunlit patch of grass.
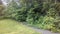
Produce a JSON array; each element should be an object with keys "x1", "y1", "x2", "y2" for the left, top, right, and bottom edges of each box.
[{"x1": 0, "y1": 19, "x2": 41, "y2": 34}]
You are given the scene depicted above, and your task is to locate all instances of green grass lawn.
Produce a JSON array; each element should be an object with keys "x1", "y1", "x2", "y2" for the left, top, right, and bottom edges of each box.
[{"x1": 0, "y1": 19, "x2": 40, "y2": 34}]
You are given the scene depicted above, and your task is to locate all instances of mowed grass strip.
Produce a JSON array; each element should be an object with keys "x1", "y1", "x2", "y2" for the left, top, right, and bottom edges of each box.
[{"x1": 0, "y1": 19, "x2": 41, "y2": 34}]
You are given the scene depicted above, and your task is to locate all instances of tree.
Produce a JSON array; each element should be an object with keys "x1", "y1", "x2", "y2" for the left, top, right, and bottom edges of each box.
[{"x1": 0, "y1": 0, "x2": 5, "y2": 16}]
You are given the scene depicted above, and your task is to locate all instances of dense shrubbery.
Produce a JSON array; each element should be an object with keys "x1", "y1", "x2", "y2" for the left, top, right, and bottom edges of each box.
[{"x1": 3, "y1": 0, "x2": 60, "y2": 32}]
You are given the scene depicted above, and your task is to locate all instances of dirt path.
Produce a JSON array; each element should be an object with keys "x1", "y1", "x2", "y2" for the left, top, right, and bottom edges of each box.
[
  {"x1": 6, "y1": 22, "x2": 60, "y2": 34},
  {"x1": 22, "y1": 22, "x2": 60, "y2": 34},
  {"x1": 28, "y1": 27, "x2": 60, "y2": 34},
  {"x1": 6, "y1": 26, "x2": 60, "y2": 34},
  {"x1": 5, "y1": 24, "x2": 60, "y2": 34}
]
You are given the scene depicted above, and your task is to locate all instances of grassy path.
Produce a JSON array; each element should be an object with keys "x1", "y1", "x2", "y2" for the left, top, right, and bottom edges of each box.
[{"x1": 0, "y1": 19, "x2": 40, "y2": 34}]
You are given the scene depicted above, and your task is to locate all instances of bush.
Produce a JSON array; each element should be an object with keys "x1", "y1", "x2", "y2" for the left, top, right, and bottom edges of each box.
[
  {"x1": 3, "y1": 0, "x2": 60, "y2": 32},
  {"x1": 38, "y1": 16, "x2": 55, "y2": 29},
  {"x1": 14, "y1": 7, "x2": 27, "y2": 21}
]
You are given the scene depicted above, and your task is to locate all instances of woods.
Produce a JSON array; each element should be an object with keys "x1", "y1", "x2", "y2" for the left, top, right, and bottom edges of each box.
[{"x1": 0, "y1": 0, "x2": 60, "y2": 33}]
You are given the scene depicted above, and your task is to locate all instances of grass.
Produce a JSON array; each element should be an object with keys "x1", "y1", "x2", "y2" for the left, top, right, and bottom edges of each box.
[{"x1": 0, "y1": 19, "x2": 41, "y2": 34}]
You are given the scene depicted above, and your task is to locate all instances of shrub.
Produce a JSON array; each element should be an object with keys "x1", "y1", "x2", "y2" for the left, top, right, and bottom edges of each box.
[{"x1": 3, "y1": 0, "x2": 60, "y2": 32}]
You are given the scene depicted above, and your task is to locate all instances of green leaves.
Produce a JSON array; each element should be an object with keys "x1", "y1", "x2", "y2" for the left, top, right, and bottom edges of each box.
[{"x1": 3, "y1": 0, "x2": 60, "y2": 32}]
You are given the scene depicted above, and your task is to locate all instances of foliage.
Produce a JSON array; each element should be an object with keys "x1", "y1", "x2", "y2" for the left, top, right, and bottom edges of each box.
[
  {"x1": 3, "y1": 0, "x2": 60, "y2": 32},
  {"x1": 0, "y1": 5, "x2": 5, "y2": 16}
]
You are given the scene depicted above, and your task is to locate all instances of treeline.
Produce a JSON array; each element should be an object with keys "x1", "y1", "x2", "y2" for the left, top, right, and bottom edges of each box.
[{"x1": 1, "y1": 0, "x2": 60, "y2": 32}]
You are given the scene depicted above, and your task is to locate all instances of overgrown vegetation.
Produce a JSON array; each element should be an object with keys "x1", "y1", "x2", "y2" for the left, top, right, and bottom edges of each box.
[{"x1": 1, "y1": 0, "x2": 60, "y2": 32}]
